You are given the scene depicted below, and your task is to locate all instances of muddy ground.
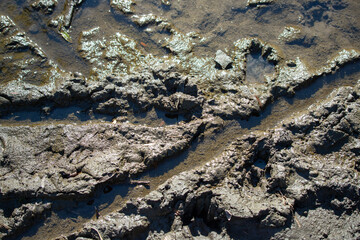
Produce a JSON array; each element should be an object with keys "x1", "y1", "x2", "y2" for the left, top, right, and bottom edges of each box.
[{"x1": 0, "y1": 0, "x2": 359, "y2": 239}]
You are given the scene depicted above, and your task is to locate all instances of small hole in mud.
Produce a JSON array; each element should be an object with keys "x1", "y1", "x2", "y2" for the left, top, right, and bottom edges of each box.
[{"x1": 103, "y1": 185, "x2": 113, "y2": 194}]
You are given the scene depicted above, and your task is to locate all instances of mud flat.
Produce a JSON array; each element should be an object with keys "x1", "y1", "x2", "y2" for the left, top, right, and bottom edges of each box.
[{"x1": 0, "y1": 0, "x2": 359, "y2": 239}]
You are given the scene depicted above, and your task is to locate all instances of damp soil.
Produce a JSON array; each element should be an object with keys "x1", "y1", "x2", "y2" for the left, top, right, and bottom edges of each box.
[
  {"x1": 1, "y1": 0, "x2": 359, "y2": 75},
  {"x1": 0, "y1": 0, "x2": 360, "y2": 239}
]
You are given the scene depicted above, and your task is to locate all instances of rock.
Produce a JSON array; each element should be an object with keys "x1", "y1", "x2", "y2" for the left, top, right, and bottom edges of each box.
[{"x1": 214, "y1": 50, "x2": 233, "y2": 69}]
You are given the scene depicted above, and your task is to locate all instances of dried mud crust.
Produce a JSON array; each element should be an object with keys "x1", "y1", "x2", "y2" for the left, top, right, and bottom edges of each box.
[{"x1": 64, "y1": 83, "x2": 360, "y2": 240}]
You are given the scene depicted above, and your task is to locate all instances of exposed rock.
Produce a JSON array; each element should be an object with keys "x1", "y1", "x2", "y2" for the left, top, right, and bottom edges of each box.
[{"x1": 214, "y1": 50, "x2": 233, "y2": 69}]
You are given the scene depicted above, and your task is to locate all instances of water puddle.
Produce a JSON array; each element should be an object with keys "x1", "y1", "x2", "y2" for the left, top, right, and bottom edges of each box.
[{"x1": 245, "y1": 52, "x2": 275, "y2": 84}]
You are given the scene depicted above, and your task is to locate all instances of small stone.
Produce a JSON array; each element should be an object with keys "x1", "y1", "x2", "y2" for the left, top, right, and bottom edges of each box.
[{"x1": 215, "y1": 50, "x2": 232, "y2": 69}]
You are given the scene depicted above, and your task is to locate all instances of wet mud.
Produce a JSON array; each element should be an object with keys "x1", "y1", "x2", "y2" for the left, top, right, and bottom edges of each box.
[{"x1": 0, "y1": 0, "x2": 360, "y2": 239}]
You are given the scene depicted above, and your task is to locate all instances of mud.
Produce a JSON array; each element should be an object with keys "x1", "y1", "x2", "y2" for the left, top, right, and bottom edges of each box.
[{"x1": 0, "y1": 0, "x2": 359, "y2": 239}]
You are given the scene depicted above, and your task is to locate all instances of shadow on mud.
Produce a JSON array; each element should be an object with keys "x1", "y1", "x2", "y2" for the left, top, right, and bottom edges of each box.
[{"x1": 0, "y1": 104, "x2": 188, "y2": 126}]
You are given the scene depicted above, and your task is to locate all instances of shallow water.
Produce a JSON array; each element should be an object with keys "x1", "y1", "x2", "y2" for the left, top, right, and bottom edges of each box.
[
  {"x1": 1, "y1": 0, "x2": 359, "y2": 74},
  {"x1": 0, "y1": 0, "x2": 360, "y2": 239},
  {"x1": 246, "y1": 52, "x2": 275, "y2": 83}
]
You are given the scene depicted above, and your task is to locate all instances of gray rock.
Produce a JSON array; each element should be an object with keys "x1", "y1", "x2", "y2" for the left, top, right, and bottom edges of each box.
[{"x1": 214, "y1": 50, "x2": 233, "y2": 69}]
